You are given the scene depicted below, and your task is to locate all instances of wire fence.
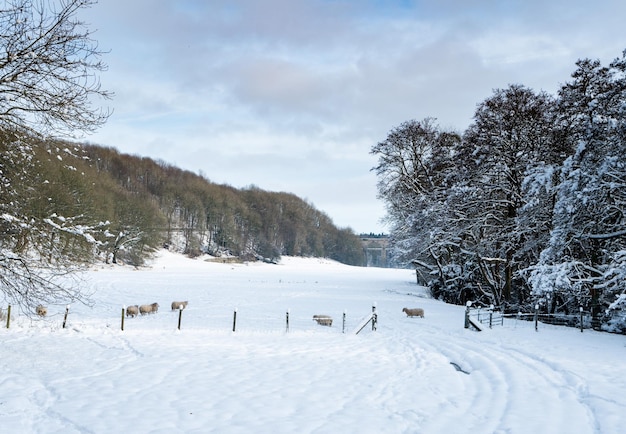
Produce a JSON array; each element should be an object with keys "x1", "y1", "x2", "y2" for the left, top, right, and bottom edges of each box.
[{"x1": 2, "y1": 304, "x2": 378, "y2": 335}]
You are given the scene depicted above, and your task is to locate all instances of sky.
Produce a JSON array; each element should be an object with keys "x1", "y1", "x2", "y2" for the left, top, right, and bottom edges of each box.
[
  {"x1": 76, "y1": 0, "x2": 626, "y2": 234},
  {"x1": 2, "y1": 250, "x2": 625, "y2": 432}
]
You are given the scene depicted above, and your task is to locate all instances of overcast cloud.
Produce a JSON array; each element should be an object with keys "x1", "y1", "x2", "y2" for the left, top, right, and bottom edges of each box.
[{"x1": 78, "y1": 0, "x2": 626, "y2": 233}]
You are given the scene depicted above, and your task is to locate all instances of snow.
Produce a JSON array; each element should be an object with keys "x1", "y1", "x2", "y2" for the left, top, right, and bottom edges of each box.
[{"x1": 1, "y1": 250, "x2": 625, "y2": 433}]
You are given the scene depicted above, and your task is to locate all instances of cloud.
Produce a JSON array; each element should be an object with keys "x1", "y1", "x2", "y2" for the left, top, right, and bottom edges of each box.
[{"x1": 79, "y1": 0, "x2": 626, "y2": 233}]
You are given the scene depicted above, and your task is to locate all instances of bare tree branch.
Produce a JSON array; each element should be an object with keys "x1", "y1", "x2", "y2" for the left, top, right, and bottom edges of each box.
[{"x1": 0, "y1": 0, "x2": 112, "y2": 137}]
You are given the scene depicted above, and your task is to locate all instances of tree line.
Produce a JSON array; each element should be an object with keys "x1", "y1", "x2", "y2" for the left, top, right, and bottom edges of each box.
[
  {"x1": 372, "y1": 50, "x2": 626, "y2": 332},
  {"x1": 4, "y1": 136, "x2": 366, "y2": 265},
  {"x1": 81, "y1": 143, "x2": 365, "y2": 266}
]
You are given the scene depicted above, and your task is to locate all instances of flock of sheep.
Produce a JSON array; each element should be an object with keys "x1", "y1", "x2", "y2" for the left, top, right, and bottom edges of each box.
[
  {"x1": 33, "y1": 302, "x2": 165, "y2": 319},
  {"x1": 31, "y1": 302, "x2": 426, "y2": 324},
  {"x1": 125, "y1": 301, "x2": 188, "y2": 318}
]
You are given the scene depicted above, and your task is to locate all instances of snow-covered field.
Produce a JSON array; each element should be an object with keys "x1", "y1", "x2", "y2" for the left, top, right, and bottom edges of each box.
[{"x1": 1, "y1": 250, "x2": 625, "y2": 434}]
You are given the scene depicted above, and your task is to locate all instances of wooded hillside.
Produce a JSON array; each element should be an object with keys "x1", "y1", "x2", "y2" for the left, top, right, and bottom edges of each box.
[{"x1": 10, "y1": 136, "x2": 365, "y2": 267}]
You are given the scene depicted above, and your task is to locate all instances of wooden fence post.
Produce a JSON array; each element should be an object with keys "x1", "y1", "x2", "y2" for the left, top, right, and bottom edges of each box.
[
  {"x1": 286, "y1": 309, "x2": 290, "y2": 333},
  {"x1": 121, "y1": 306, "x2": 125, "y2": 331},
  {"x1": 62, "y1": 305, "x2": 70, "y2": 329},
  {"x1": 232, "y1": 308, "x2": 237, "y2": 332},
  {"x1": 371, "y1": 303, "x2": 377, "y2": 331},
  {"x1": 178, "y1": 305, "x2": 183, "y2": 330},
  {"x1": 6, "y1": 305, "x2": 11, "y2": 329},
  {"x1": 580, "y1": 306, "x2": 584, "y2": 333},
  {"x1": 489, "y1": 304, "x2": 494, "y2": 329},
  {"x1": 534, "y1": 304, "x2": 539, "y2": 332},
  {"x1": 342, "y1": 310, "x2": 346, "y2": 334},
  {"x1": 464, "y1": 301, "x2": 471, "y2": 329}
]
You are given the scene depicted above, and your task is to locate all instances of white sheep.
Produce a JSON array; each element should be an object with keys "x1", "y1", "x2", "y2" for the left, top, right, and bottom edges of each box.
[
  {"x1": 126, "y1": 305, "x2": 139, "y2": 317},
  {"x1": 402, "y1": 307, "x2": 424, "y2": 318},
  {"x1": 139, "y1": 302, "x2": 159, "y2": 315},
  {"x1": 171, "y1": 301, "x2": 188, "y2": 311},
  {"x1": 36, "y1": 305, "x2": 48, "y2": 317},
  {"x1": 313, "y1": 314, "x2": 333, "y2": 326}
]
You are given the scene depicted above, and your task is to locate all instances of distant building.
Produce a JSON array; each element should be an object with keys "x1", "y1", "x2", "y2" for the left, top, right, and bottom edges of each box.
[{"x1": 360, "y1": 234, "x2": 390, "y2": 267}]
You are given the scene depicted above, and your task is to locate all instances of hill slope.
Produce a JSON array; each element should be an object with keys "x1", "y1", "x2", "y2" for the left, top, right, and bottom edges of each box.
[{"x1": 6, "y1": 136, "x2": 366, "y2": 266}]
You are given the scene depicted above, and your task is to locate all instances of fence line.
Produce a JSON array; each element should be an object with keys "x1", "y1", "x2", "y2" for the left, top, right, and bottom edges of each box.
[
  {"x1": 2, "y1": 304, "x2": 378, "y2": 335},
  {"x1": 464, "y1": 302, "x2": 591, "y2": 332}
]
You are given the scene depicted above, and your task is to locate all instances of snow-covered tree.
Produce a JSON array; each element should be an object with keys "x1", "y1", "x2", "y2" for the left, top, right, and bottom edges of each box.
[
  {"x1": 447, "y1": 85, "x2": 560, "y2": 306},
  {"x1": 370, "y1": 119, "x2": 479, "y2": 301},
  {"x1": 374, "y1": 49, "x2": 626, "y2": 332},
  {"x1": 0, "y1": 0, "x2": 111, "y2": 313},
  {"x1": 371, "y1": 118, "x2": 461, "y2": 260},
  {"x1": 530, "y1": 52, "x2": 626, "y2": 323}
]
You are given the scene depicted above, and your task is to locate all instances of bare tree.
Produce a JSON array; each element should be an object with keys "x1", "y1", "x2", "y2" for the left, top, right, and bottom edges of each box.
[
  {"x1": 0, "y1": 0, "x2": 111, "y2": 136},
  {"x1": 0, "y1": 0, "x2": 111, "y2": 313}
]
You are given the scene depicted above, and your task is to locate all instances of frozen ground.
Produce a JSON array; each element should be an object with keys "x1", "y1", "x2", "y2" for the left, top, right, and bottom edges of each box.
[{"x1": 1, "y1": 250, "x2": 625, "y2": 433}]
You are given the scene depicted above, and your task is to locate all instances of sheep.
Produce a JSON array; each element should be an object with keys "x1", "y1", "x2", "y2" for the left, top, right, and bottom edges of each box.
[
  {"x1": 313, "y1": 314, "x2": 333, "y2": 326},
  {"x1": 36, "y1": 305, "x2": 48, "y2": 317},
  {"x1": 139, "y1": 302, "x2": 159, "y2": 315},
  {"x1": 402, "y1": 307, "x2": 424, "y2": 318},
  {"x1": 126, "y1": 305, "x2": 139, "y2": 318},
  {"x1": 171, "y1": 301, "x2": 188, "y2": 311}
]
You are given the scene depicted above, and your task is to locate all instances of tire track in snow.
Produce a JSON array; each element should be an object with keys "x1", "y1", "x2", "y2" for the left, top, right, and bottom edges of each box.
[
  {"x1": 413, "y1": 330, "x2": 600, "y2": 434},
  {"x1": 371, "y1": 330, "x2": 477, "y2": 432},
  {"x1": 498, "y1": 344, "x2": 602, "y2": 434}
]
